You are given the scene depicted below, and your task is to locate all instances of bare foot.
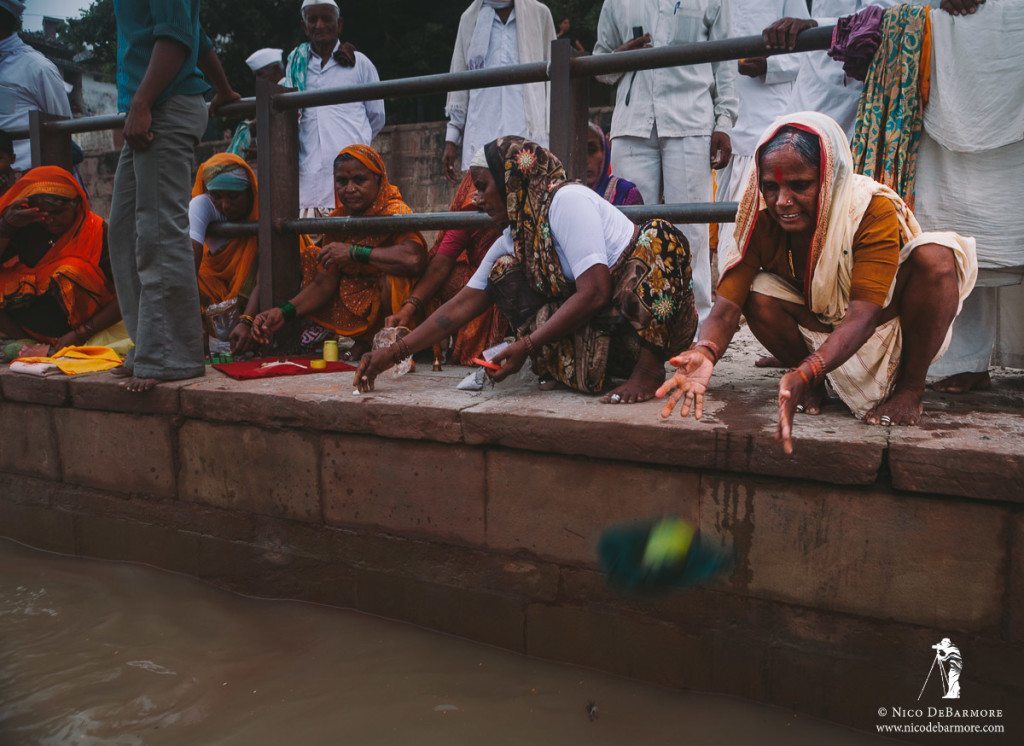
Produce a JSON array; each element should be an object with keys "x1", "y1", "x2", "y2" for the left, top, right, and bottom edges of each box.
[
  {"x1": 119, "y1": 376, "x2": 159, "y2": 393},
  {"x1": 931, "y1": 370, "x2": 991, "y2": 394},
  {"x1": 865, "y1": 387, "x2": 924, "y2": 426},
  {"x1": 110, "y1": 365, "x2": 133, "y2": 379},
  {"x1": 798, "y1": 381, "x2": 827, "y2": 415},
  {"x1": 600, "y1": 365, "x2": 666, "y2": 405},
  {"x1": 755, "y1": 355, "x2": 784, "y2": 368},
  {"x1": 538, "y1": 376, "x2": 559, "y2": 391}
]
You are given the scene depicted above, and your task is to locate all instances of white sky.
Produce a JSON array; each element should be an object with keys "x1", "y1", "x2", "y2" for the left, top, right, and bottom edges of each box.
[{"x1": 22, "y1": 0, "x2": 95, "y2": 31}]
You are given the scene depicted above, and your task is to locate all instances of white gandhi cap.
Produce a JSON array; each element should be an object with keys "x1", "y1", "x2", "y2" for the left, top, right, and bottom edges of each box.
[
  {"x1": 245, "y1": 48, "x2": 284, "y2": 73},
  {"x1": 301, "y1": 0, "x2": 339, "y2": 10}
]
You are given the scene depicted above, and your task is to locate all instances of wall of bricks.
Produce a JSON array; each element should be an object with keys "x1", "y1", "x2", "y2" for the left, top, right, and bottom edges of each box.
[{"x1": 1, "y1": 365, "x2": 1021, "y2": 738}]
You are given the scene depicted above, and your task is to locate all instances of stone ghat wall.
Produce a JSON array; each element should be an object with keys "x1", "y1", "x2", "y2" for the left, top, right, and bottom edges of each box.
[{"x1": 1, "y1": 364, "x2": 1022, "y2": 739}]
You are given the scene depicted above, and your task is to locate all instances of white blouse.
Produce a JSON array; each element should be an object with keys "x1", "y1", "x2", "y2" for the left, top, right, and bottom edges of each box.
[{"x1": 467, "y1": 185, "x2": 636, "y2": 291}]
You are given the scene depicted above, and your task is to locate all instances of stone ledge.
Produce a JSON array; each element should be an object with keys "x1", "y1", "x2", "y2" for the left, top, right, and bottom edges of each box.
[
  {"x1": 3, "y1": 329, "x2": 1022, "y2": 496},
  {"x1": 0, "y1": 366, "x2": 69, "y2": 406},
  {"x1": 888, "y1": 404, "x2": 1024, "y2": 503}
]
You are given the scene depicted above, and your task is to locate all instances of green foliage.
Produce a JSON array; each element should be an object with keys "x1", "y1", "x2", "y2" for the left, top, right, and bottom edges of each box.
[{"x1": 57, "y1": 0, "x2": 606, "y2": 124}]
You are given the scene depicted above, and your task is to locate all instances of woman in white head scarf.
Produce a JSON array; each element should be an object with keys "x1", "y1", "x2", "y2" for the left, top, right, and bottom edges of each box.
[{"x1": 658, "y1": 112, "x2": 977, "y2": 454}]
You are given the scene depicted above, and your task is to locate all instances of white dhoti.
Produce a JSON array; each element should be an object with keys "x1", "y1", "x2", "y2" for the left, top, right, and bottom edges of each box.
[
  {"x1": 715, "y1": 154, "x2": 754, "y2": 277},
  {"x1": 751, "y1": 231, "x2": 977, "y2": 418},
  {"x1": 611, "y1": 125, "x2": 714, "y2": 325},
  {"x1": 916, "y1": 134, "x2": 1024, "y2": 376}
]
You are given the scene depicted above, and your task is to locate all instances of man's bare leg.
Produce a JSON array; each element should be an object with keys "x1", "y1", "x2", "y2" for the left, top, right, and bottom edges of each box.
[
  {"x1": 744, "y1": 291, "x2": 829, "y2": 414},
  {"x1": 866, "y1": 244, "x2": 960, "y2": 425}
]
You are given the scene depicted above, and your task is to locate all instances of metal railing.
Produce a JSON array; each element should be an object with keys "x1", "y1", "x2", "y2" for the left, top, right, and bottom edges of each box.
[{"x1": 17, "y1": 26, "x2": 833, "y2": 309}]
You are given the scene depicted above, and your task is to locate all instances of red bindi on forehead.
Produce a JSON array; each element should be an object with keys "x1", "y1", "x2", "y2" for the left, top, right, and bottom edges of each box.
[{"x1": 772, "y1": 167, "x2": 784, "y2": 183}]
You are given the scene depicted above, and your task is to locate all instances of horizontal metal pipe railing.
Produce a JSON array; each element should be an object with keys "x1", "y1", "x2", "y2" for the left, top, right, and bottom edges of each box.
[
  {"x1": 207, "y1": 202, "x2": 739, "y2": 238},
  {"x1": 11, "y1": 26, "x2": 833, "y2": 138},
  {"x1": 274, "y1": 61, "x2": 550, "y2": 111},
  {"x1": 572, "y1": 27, "x2": 833, "y2": 77},
  {"x1": 7, "y1": 97, "x2": 256, "y2": 140}
]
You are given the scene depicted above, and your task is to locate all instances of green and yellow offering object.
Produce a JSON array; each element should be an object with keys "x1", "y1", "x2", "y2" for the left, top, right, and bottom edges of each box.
[{"x1": 598, "y1": 517, "x2": 730, "y2": 594}]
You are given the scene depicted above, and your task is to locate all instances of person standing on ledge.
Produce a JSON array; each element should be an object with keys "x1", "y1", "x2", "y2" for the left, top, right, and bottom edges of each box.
[
  {"x1": 593, "y1": 0, "x2": 738, "y2": 327},
  {"x1": 0, "y1": 0, "x2": 72, "y2": 169},
  {"x1": 285, "y1": 0, "x2": 385, "y2": 219},
  {"x1": 108, "y1": 0, "x2": 240, "y2": 392},
  {"x1": 442, "y1": 0, "x2": 556, "y2": 183}
]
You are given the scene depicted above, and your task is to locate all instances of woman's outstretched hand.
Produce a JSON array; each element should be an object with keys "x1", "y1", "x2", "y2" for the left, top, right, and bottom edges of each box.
[
  {"x1": 353, "y1": 347, "x2": 396, "y2": 393},
  {"x1": 487, "y1": 339, "x2": 529, "y2": 383},
  {"x1": 655, "y1": 349, "x2": 715, "y2": 420},
  {"x1": 776, "y1": 369, "x2": 809, "y2": 455}
]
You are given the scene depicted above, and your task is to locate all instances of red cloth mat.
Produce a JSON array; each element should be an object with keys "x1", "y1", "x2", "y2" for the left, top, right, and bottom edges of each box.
[{"x1": 212, "y1": 355, "x2": 357, "y2": 381}]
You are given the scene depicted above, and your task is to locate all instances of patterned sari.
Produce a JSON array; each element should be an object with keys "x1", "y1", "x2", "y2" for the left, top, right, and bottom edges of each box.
[
  {"x1": 0, "y1": 167, "x2": 113, "y2": 344},
  {"x1": 428, "y1": 172, "x2": 507, "y2": 364},
  {"x1": 484, "y1": 137, "x2": 697, "y2": 394},
  {"x1": 851, "y1": 4, "x2": 931, "y2": 207},
  {"x1": 589, "y1": 122, "x2": 644, "y2": 207},
  {"x1": 301, "y1": 144, "x2": 426, "y2": 340}
]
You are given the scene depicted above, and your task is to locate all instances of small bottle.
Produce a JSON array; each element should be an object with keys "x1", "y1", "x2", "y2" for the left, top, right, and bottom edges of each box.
[{"x1": 323, "y1": 339, "x2": 339, "y2": 362}]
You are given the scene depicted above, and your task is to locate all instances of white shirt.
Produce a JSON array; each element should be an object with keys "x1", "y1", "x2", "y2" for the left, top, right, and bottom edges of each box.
[
  {"x1": 593, "y1": 0, "x2": 738, "y2": 139},
  {"x1": 297, "y1": 44, "x2": 386, "y2": 210},
  {"x1": 467, "y1": 185, "x2": 636, "y2": 290},
  {"x1": 729, "y1": 0, "x2": 809, "y2": 157},
  {"x1": 446, "y1": 8, "x2": 532, "y2": 166},
  {"x1": 188, "y1": 194, "x2": 230, "y2": 255},
  {"x1": 791, "y1": 0, "x2": 906, "y2": 138},
  {"x1": 0, "y1": 34, "x2": 72, "y2": 167}
]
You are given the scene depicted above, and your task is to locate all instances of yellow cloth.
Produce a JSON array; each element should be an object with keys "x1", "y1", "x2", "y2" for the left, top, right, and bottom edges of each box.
[
  {"x1": 17, "y1": 345, "x2": 122, "y2": 375},
  {"x1": 84, "y1": 320, "x2": 133, "y2": 357},
  {"x1": 724, "y1": 112, "x2": 977, "y2": 418}
]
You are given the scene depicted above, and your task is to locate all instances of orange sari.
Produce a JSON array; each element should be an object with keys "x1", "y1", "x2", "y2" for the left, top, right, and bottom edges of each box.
[
  {"x1": 0, "y1": 167, "x2": 112, "y2": 343},
  {"x1": 301, "y1": 144, "x2": 425, "y2": 339},
  {"x1": 192, "y1": 153, "x2": 259, "y2": 305}
]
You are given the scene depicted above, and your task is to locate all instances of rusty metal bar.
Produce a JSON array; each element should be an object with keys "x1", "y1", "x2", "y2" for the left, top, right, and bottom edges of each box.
[
  {"x1": 209, "y1": 202, "x2": 740, "y2": 239},
  {"x1": 28, "y1": 111, "x2": 73, "y2": 169},
  {"x1": 573, "y1": 27, "x2": 834, "y2": 77},
  {"x1": 255, "y1": 79, "x2": 302, "y2": 310}
]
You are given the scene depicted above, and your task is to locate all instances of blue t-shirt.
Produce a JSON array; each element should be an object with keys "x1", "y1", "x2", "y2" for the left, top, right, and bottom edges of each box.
[{"x1": 114, "y1": 0, "x2": 212, "y2": 112}]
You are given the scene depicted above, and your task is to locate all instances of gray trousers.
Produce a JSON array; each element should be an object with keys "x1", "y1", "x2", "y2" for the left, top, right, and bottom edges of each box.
[{"x1": 108, "y1": 94, "x2": 208, "y2": 380}]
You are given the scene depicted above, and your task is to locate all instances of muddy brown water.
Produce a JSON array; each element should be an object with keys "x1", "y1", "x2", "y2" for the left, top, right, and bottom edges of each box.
[{"x1": 0, "y1": 538, "x2": 887, "y2": 745}]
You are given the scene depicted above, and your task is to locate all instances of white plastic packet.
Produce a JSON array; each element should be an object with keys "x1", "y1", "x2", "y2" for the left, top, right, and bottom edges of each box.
[
  {"x1": 372, "y1": 326, "x2": 413, "y2": 379},
  {"x1": 456, "y1": 368, "x2": 488, "y2": 391},
  {"x1": 204, "y1": 298, "x2": 239, "y2": 355}
]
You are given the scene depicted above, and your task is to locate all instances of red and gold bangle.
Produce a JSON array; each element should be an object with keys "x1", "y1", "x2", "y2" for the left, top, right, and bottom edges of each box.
[
  {"x1": 793, "y1": 367, "x2": 811, "y2": 386},
  {"x1": 522, "y1": 334, "x2": 537, "y2": 356},
  {"x1": 402, "y1": 296, "x2": 423, "y2": 311},
  {"x1": 802, "y1": 351, "x2": 826, "y2": 383},
  {"x1": 693, "y1": 339, "x2": 721, "y2": 364}
]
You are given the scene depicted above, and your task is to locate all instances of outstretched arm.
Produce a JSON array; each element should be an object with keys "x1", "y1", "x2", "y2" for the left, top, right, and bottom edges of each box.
[{"x1": 354, "y1": 286, "x2": 492, "y2": 391}]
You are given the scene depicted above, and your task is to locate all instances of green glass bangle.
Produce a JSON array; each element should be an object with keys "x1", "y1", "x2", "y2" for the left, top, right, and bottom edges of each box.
[
  {"x1": 279, "y1": 301, "x2": 297, "y2": 320},
  {"x1": 352, "y1": 244, "x2": 373, "y2": 264}
]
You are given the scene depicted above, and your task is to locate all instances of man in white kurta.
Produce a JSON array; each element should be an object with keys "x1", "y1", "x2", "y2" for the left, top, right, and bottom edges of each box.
[
  {"x1": 594, "y1": 0, "x2": 738, "y2": 324},
  {"x1": 0, "y1": 0, "x2": 72, "y2": 168},
  {"x1": 287, "y1": 0, "x2": 385, "y2": 213},
  {"x1": 716, "y1": 0, "x2": 808, "y2": 271},
  {"x1": 922, "y1": 0, "x2": 1024, "y2": 390},
  {"x1": 443, "y1": 0, "x2": 555, "y2": 181},
  {"x1": 769, "y1": 1, "x2": 901, "y2": 138}
]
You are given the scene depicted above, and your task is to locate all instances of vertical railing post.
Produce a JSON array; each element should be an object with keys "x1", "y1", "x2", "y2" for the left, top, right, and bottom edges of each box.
[
  {"x1": 547, "y1": 38, "x2": 589, "y2": 180},
  {"x1": 255, "y1": 78, "x2": 301, "y2": 310},
  {"x1": 28, "y1": 111, "x2": 73, "y2": 170}
]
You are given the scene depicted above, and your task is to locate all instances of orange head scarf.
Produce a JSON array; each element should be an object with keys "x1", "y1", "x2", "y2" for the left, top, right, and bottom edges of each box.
[
  {"x1": 0, "y1": 166, "x2": 111, "y2": 343},
  {"x1": 191, "y1": 152, "x2": 259, "y2": 306},
  {"x1": 304, "y1": 145, "x2": 425, "y2": 339}
]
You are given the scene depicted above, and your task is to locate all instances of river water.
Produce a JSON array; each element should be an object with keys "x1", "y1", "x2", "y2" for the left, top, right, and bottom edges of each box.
[{"x1": 0, "y1": 538, "x2": 885, "y2": 745}]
